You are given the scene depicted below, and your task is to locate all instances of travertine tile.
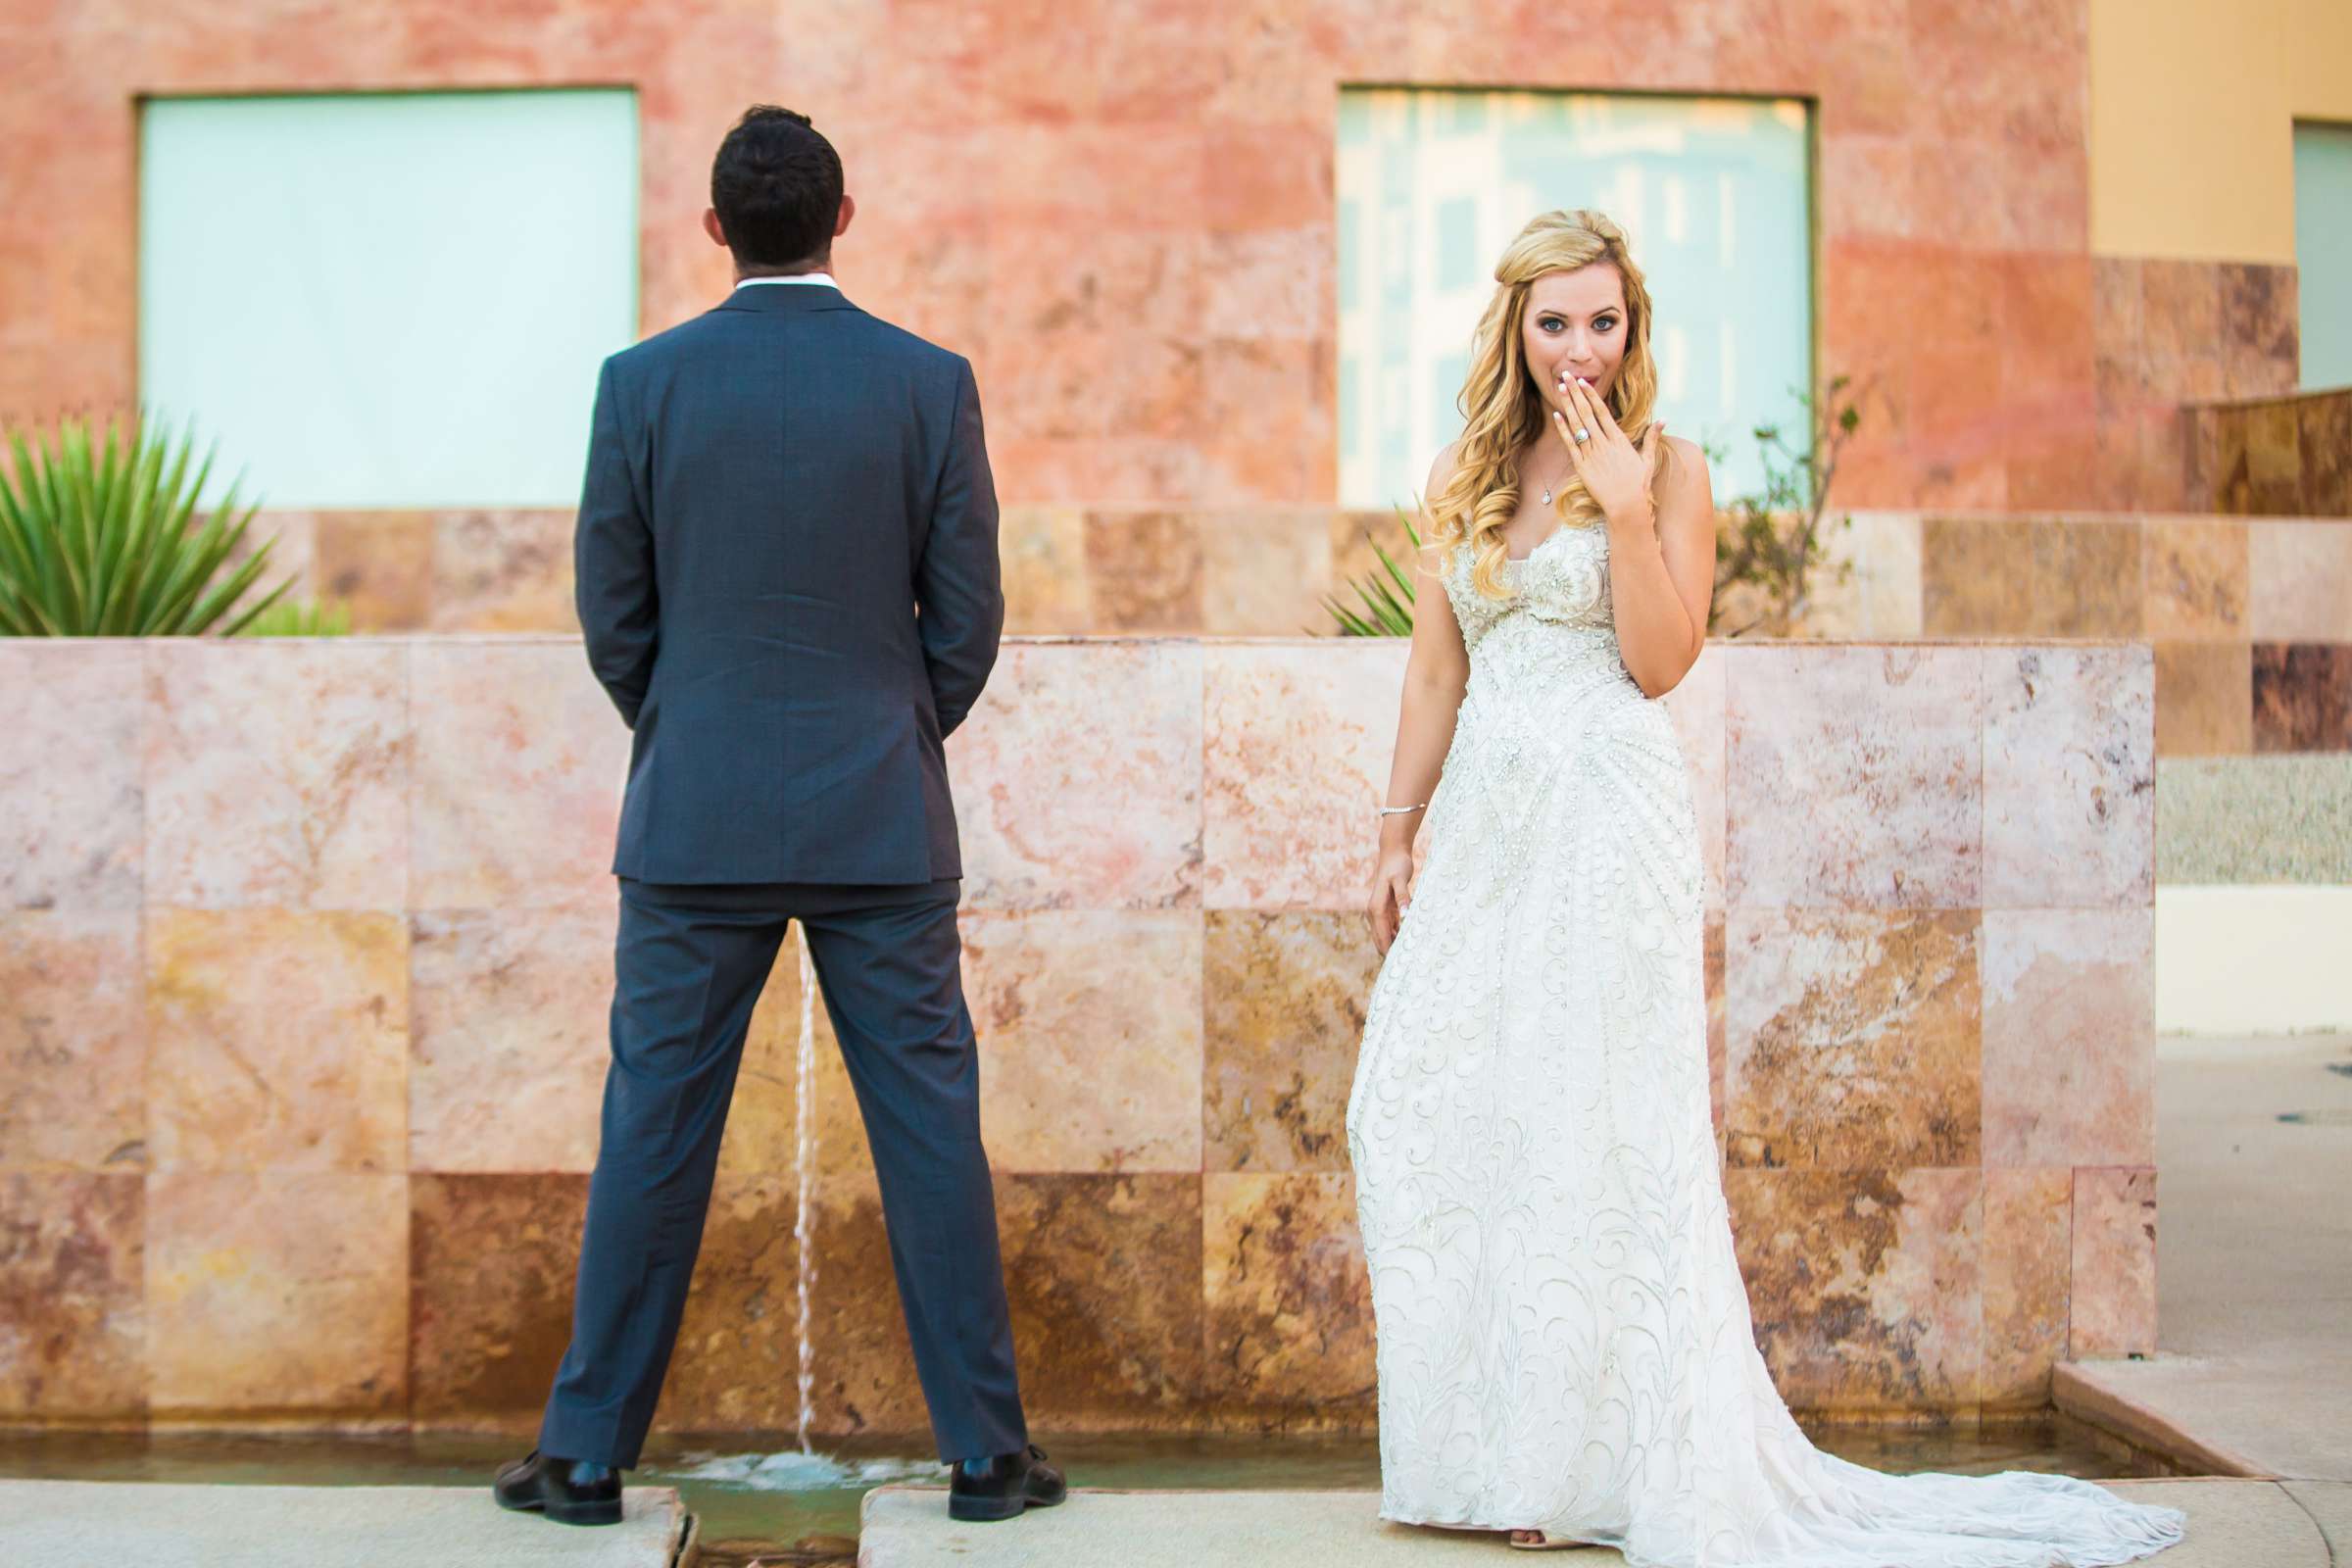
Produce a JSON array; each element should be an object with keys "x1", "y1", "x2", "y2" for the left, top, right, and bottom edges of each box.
[
  {"x1": 1981, "y1": 909, "x2": 2155, "y2": 1168},
  {"x1": 960, "y1": 910, "x2": 1203, "y2": 1174},
  {"x1": 2152, "y1": 641, "x2": 2252, "y2": 758},
  {"x1": 1200, "y1": 1171, "x2": 1374, "y2": 1417},
  {"x1": 145, "y1": 907, "x2": 408, "y2": 1173},
  {"x1": 1981, "y1": 1166, "x2": 2072, "y2": 1410},
  {"x1": 2141, "y1": 516, "x2": 2247, "y2": 640},
  {"x1": 1725, "y1": 909, "x2": 1981, "y2": 1171},
  {"x1": 147, "y1": 1170, "x2": 408, "y2": 1418},
  {"x1": 1984, "y1": 646, "x2": 2155, "y2": 908},
  {"x1": 408, "y1": 905, "x2": 617, "y2": 1174},
  {"x1": 430, "y1": 510, "x2": 577, "y2": 633},
  {"x1": 2070, "y1": 1166, "x2": 2157, "y2": 1357},
  {"x1": 0, "y1": 910, "x2": 145, "y2": 1172},
  {"x1": 0, "y1": 1173, "x2": 145, "y2": 1418},
  {"x1": 655, "y1": 1173, "x2": 805, "y2": 1434},
  {"x1": 314, "y1": 512, "x2": 433, "y2": 632},
  {"x1": 1727, "y1": 1166, "x2": 1983, "y2": 1414},
  {"x1": 948, "y1": 641, "x2": 1203, "y2": 911},
  {"x1": 144, "y1": 641, "x2": 409, "y2": 910},
  {"x1": 2253, "y1": 644, "x2": 2352, "y2": 754},
  {"x1": 408, "y1": 1172, "x2": 588, "y2": 1423},
  {"x1": 410, "y1": 642, "x2": 629, "y2": 909},
  {"x1": 2247, "y1": 521, "x2": 2352, "y2": 643},
  {"x1": 1726, "y1": 645, "x2": 1983, "y2": 909},
  {"x1": 1202, "y1": 910, "x2": 1378, "y2": 1173},
  {"x1": 0, "y1": 641, "x2": 142, "y2": 911}
]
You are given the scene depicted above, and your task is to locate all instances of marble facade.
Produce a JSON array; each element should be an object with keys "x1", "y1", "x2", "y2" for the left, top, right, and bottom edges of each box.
[{"x1": 1, "y1": 635, "x2": 2157, "y2": 1435}]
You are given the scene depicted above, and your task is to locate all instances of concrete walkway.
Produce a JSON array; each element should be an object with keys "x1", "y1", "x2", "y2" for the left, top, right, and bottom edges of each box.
[
  {"x1": 2057, "y1": 1034, "x2": 2352, "y2": 1485},
  {"x1": 0, "y1": 1479, "x2": 697, "y2": 1568},
  {"x1": 858, "y1": 1482, "x2": 2348, "y2": 1566}
]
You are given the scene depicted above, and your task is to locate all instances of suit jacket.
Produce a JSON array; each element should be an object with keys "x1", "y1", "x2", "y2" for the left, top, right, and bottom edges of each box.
[{"x1": 573, "y1": 281, "x2": 1003, "y2": 884}]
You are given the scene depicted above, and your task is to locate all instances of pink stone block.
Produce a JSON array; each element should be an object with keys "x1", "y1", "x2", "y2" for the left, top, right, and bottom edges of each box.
[
  {"x1": 410, "y1": 641, "x2": 629, "y2": 909},
  {"x1": 1982, "y1": 909, "x2": 2155, "y2": 1168},
  {"x1": 0, "y1": 1172, "x2": 145, "y2": 1418},
  {"x1": 2248, "y1": 520, "x2": 2352, "y2": 643},
  {"x1": 0, "y1": 641, "x2": 142, "y2": 911},
  {"x1": 1983, "y1": 647, "x2": 2155, "y2": 908},
  {"x1": 1203, "y1": 641, "x2": 1410, "y2": 910},
  {"x1": 1660, "y1": 645, "x2": 1727, "y2": 914},
  {"x1": 1981, "y1": 1166, "x2": 2073, "y2": 1410},
  {"x1": 143, "y1": 641, "x2": 409, "y2": 911},
  {"x1": 948, "y1": 641, "x2": 1202, "y2": 910},
  {"x1": 408, "y1": 905, "x2": 618, "y2": 1174},
  {"x1": 146, "y1": 1170, "x2": 408, "y2": 1418},
  {"x1": 2071, "y1": 1166, "x2": 2158, "y2": 1357},
  {"x1": 145, "y1": 908, "x2": 409, "y2": 1173},
  {"x1": 0, "y1": 910, "x2": 145, "y2": 1171},
  {"x1": 960, "y1": 909, "x2": 1203, "y2": 1173},
  {"x1": 1726, "y1": 645, "x2": 1984, "y2": 909}
]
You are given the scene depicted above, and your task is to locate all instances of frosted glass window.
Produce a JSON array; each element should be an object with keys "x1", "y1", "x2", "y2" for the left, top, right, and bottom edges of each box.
[
  {"x1": 2295, "y1": 121, "x2": 2352, "y2": 392},
  {"x1": 139, "y1": 90, "x2": 639, "y2": 509},
  {"x1": 1337, "y1": 88, "x2": 1812, "y2": 511}
]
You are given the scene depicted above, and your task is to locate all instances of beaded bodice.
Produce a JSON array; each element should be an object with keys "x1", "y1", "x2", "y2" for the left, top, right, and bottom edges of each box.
[{"x1": 1440, "y1": 523, "x2": 1634, "y2": 719}]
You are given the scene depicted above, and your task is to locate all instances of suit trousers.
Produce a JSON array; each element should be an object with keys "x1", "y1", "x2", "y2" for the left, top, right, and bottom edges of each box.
[{"x1": 537, "y1": 876, "x2": 1030, "y2": 1469}]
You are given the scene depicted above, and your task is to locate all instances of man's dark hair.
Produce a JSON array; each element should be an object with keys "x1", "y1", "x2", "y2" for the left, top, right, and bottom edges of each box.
[{"x1": 710, "y1": 106, "x2": 844, "y2": 270}]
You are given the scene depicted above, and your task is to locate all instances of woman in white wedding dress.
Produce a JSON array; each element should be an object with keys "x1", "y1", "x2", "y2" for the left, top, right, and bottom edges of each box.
[{"x1": 1345, "y1": 209, "x2": 2185, "y2": 1566}]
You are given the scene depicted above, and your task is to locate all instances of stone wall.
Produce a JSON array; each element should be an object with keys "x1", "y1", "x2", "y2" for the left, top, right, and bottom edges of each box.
[
  {"x1": 2185, "y1": 386, "x2": 2352, "y2": 519},
  {"x1": 1, "y1": 635, "x2": 2157, "y2": 1435},
  {"x1": 0, "y1": 0, "x2": 2307, "y2": 515}
]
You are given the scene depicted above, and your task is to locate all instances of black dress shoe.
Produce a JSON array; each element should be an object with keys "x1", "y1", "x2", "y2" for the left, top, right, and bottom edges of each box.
[
  {"x1": 493, "y1": 1448, "x2": 624, "y2": 1526},
  {"x1": 948, "y1": 1443, "x2": 1067, "y2": 1522}
]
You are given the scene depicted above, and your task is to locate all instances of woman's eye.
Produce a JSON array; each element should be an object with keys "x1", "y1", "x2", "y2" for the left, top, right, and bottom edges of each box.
[
  {"x1": 1595, "y1": 316, "x2": 1618, "y2": 332},
  {"x1": 1539, "y1": 318, "x2": 1563, "y2": 332}
]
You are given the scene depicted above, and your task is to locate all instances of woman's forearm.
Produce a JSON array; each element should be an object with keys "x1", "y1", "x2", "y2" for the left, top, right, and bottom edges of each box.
[
  {"x1": 1605, "y1": 508, "x2": 1700, "y2": 698},
  {"x1": 1378, "y1": 671, "x2": 1466, "y2": 852}
]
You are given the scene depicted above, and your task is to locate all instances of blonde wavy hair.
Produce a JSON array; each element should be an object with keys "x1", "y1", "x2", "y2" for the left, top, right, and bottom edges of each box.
[{"x1": 1426, "y1": 209, "x2": 1668, "y2": 600}]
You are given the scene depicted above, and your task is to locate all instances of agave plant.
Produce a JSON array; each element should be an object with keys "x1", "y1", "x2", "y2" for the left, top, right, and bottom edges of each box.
[
  {"x1": 0, "y1": 413, "x2": 294, "y2": 636},
  {"x1": 1323, "y1": 504, "x2": 1426, "y2": 637},
  {"x1": 243, "y1": 597, "x2": 352, "y2": 637}
]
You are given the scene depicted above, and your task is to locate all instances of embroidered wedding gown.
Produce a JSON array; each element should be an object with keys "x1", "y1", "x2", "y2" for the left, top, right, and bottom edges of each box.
[{"x1": 1345, "y1": 523, "x2": 2184, "y2": 1567}]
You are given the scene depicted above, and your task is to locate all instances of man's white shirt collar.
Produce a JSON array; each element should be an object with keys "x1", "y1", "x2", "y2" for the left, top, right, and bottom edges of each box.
[{"x1": 734, "y1": 272, "x2": 838, "y2": 289}]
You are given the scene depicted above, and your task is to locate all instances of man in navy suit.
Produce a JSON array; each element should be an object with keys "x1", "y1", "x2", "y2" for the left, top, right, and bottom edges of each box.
[{"x1": 496, "y1": 105, "x2": 1063, "y2": 1528}]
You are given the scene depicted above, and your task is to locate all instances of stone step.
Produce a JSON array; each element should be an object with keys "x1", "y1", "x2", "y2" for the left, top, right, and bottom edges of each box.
[
  {"x1": 858, "y1": 1481, "x2": 2339, "y2": 1568},
  {"x1": 0, "y1": 1479, "x2": 696, "y2": 1568}
]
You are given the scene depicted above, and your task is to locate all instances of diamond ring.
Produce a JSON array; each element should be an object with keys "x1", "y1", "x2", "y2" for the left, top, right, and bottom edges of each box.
[{"x1": 1573, "y1": 427, "x2": 1592, "y2": 443}]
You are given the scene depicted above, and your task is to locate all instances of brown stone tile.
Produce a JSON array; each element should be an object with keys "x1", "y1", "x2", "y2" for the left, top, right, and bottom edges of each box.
[
  {"x1": 409, "y1": 1172, "x2": 588, "y2": 1425},
  {"x1": 2220, "y1": 263, "x2": 2300, "y2": 400},
  {"x1": 2024, "y1": 518, "x2": 2142, "y2": 637},
  {"x1": 998, "y1": 1172, "x2": 1204, "y2": 1428},
  {"x1": 2141, "y1": 516, "x2": 2248, "y2": 640},
  {"x1": 2298, "y1": 392, "x2": 2351, "y2": 516},
  {"x1": 655, "y1": 1174, "x2": 804, "y2": 1434},
  {"x1": 147, "y1": 1171, "x2": 408, "y2": 1419},
  {"x1": 2070, "y1": 1166, "x2": 2156, "y2": 1357},
  {"x1": 2245, "y1": 399, "x2": 2307, "y2": 516},
  {"x1": 1727, "y1": 1167, "x2": 1982, "y2": 1414},
  {"x1": 804, "y1": 1170, "x2": 927, "y2": 1442},
  {"x1": 146, "y1": 908, "x2": 409, "y2": 1173},
  {"x1": 725, "y1": 925, "x2": 837, "y2": 1181},
  {"x1": 1202, "y1": 911, "x2": 1378, "y2": 1174},
  {"x1": 962, "y1": 910, "x2": 1204, "y2": 1174},
  {"x1": 2152, "y1": 641, "x2": 2253, "y2": 757},
  {"x1": 1922, "y1": 515, "x2": 2034, "y2": 635},
  {"x1": 1202, "y1": 509, "x2": 1339, "y2": 636},
  {"x1": 1200, "y1": 1172, "x2": 1374, "y2": 1420},
  {"x1": 0, "y1": 910, "x2": 145, "y2": 1172},
  {"x1": 429, "y1": 510, "x2": 577, "y2": 633},
  {"x1": 998, "y1": 506, "x2": 1093, "y2": 634},
  {"x1": 0, "y1": 641, "x2": 143, "y2": 912},
  {"x1": 313, "y1": 511, "x2": 434, "y2": 631},
  {"x1": 2089, "y1": 258, "x2": 2142, "y2": 391},
  {"x1": 0, "y1": 1173, "x2": 145, "y2": 1418},
  {"x1": 2253, "y1": 644, "x2": 2352, "y2": 753},
  {"x1": 1083, "y1": 510, "x2": 1203, "y2": 631},
  {"x1": 1982, "y1": 910, "x2": 2155, "y2": 1168},
  {"x1": 2139, "y1": 260, "x2": 2222, "y2": 375},
  {"x1": 409, "y1": 906, "x2": 616, "y2": 1175},
  {"x1": 1981, "y1": 1166, "x2": 2071, "y2": 1410},
  {"x1": 1724, "y1": 909, "x2": 1981, "y2": 1171}
]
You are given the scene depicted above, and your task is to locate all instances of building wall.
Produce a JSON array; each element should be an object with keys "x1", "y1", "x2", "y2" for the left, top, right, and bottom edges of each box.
[
  {"x1": 2, "y1": 0, "x2": 2340, "y2": 519},
  {"x1": 0, "y1": 635, "x2": 2158, "y2": 1432}
]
